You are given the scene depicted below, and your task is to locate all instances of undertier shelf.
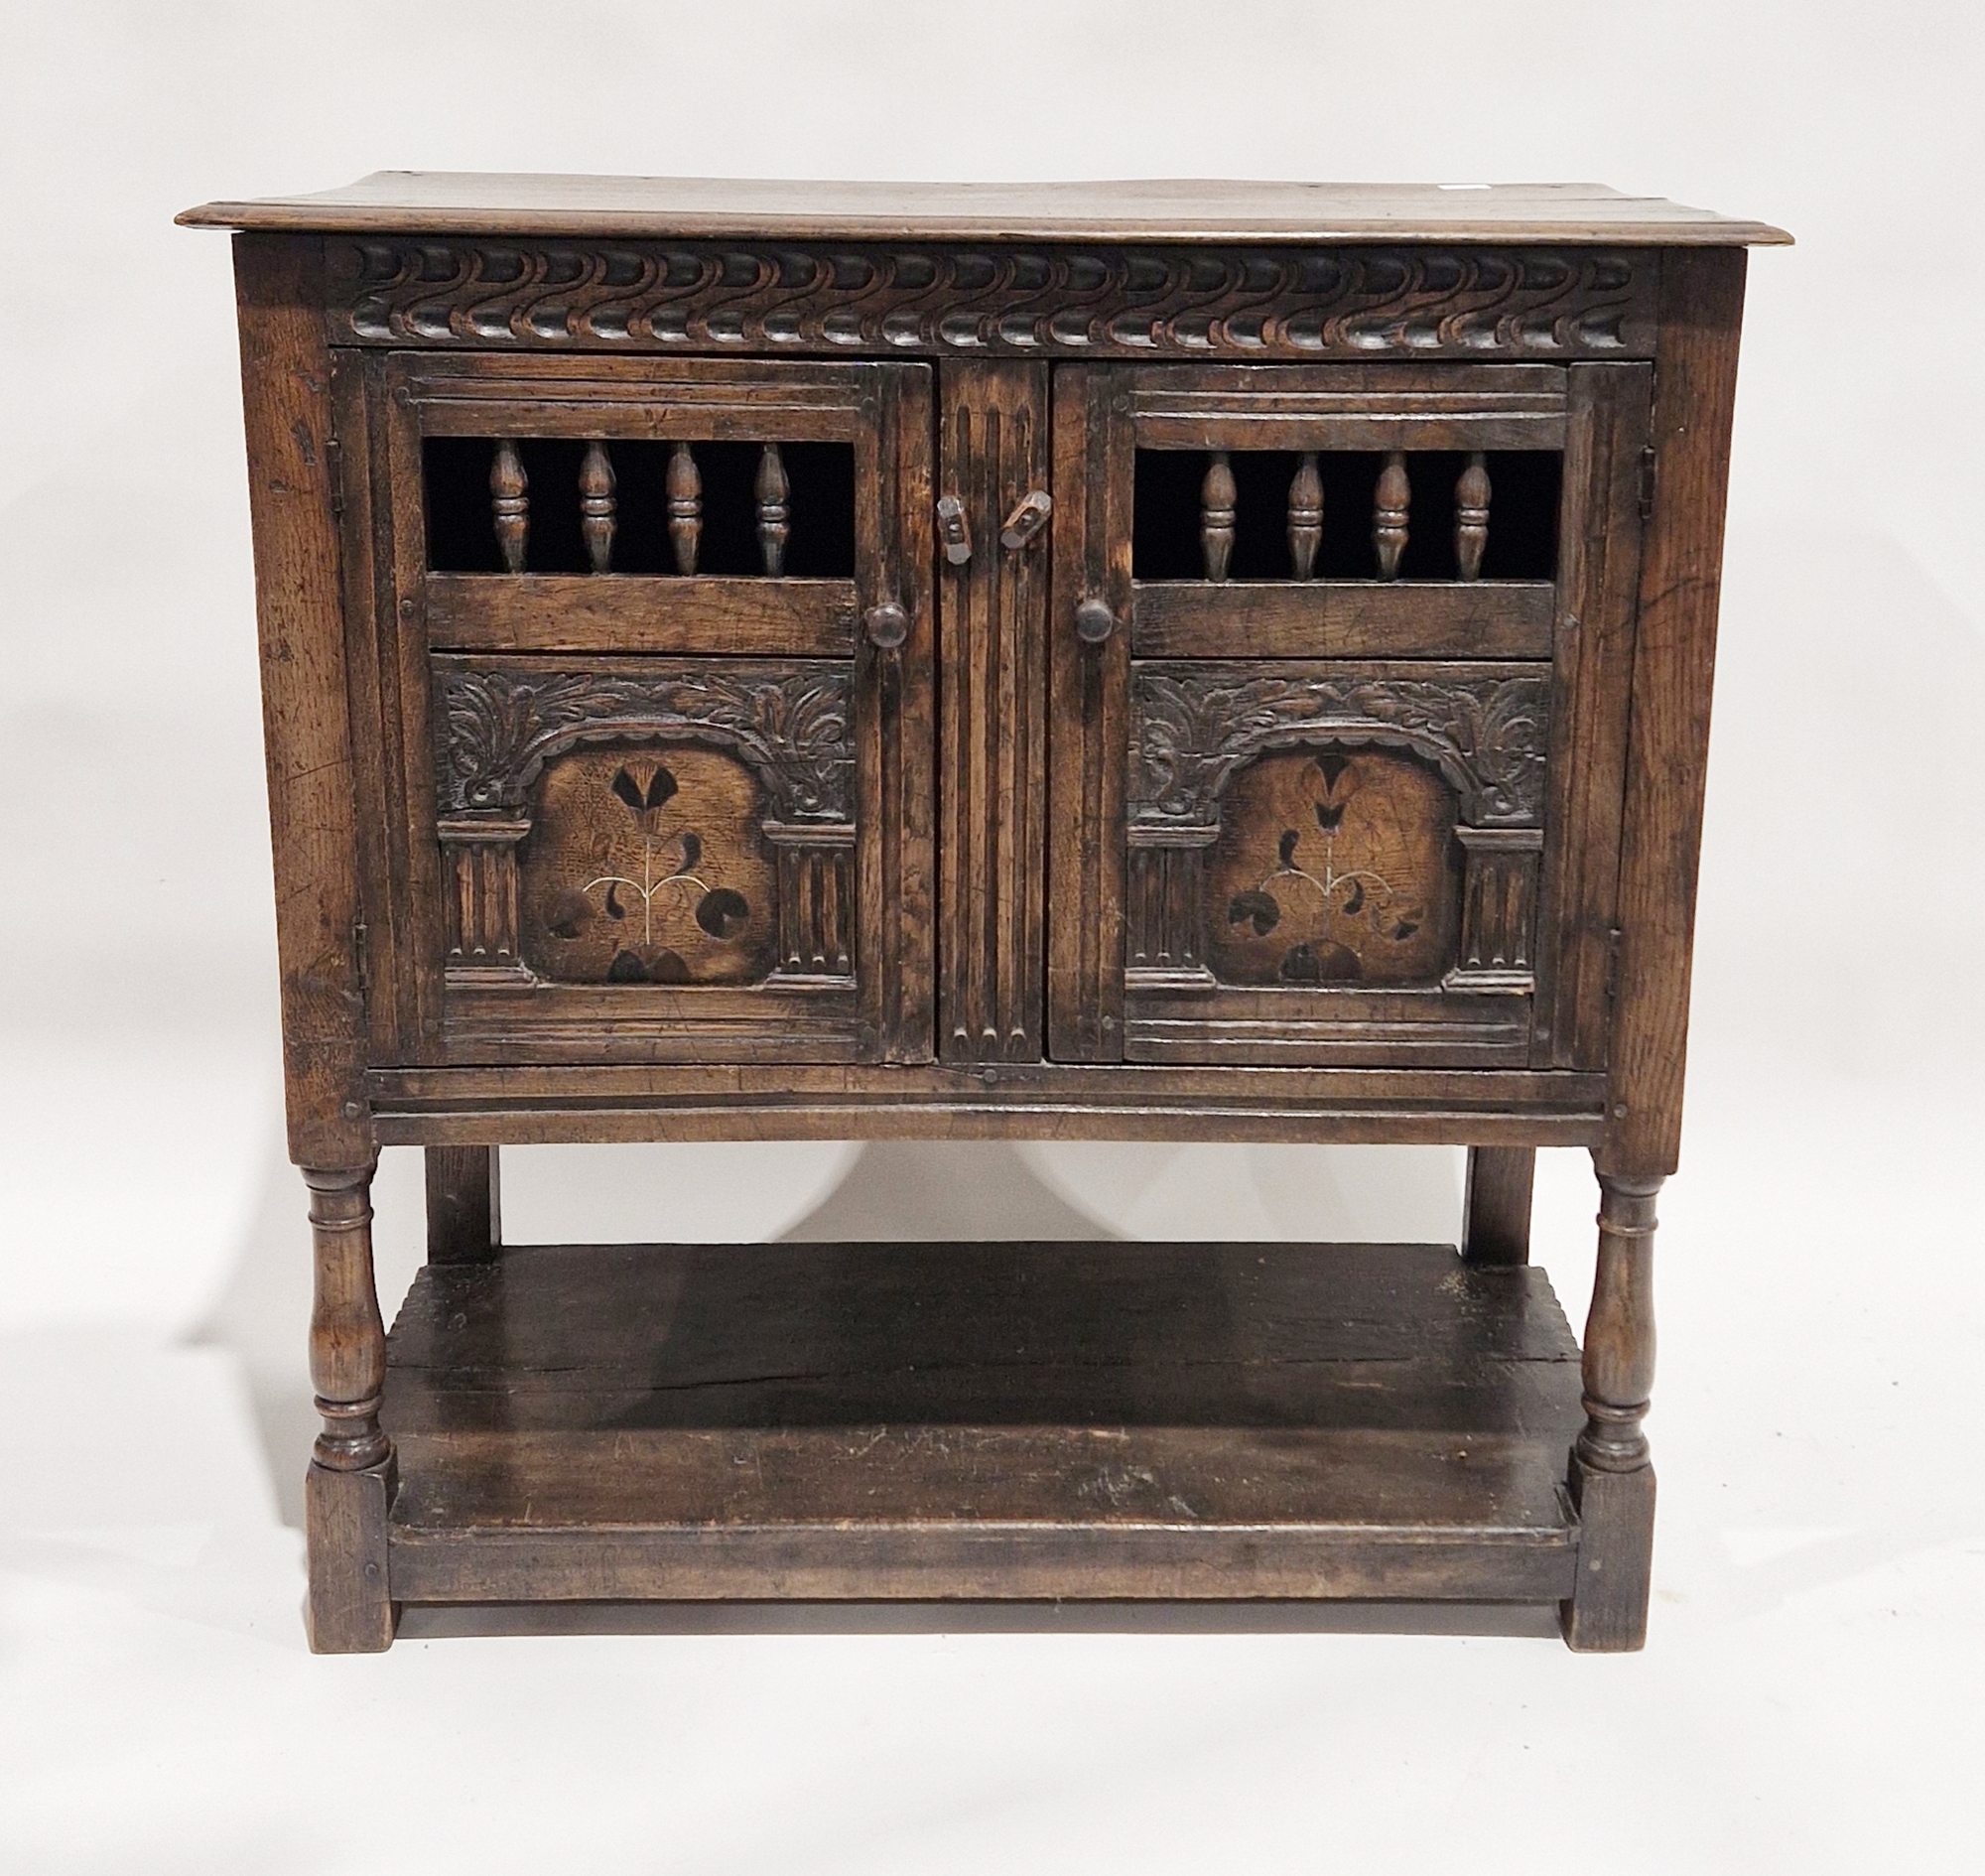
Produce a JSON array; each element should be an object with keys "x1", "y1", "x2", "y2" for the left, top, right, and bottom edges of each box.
[{"x1": 381, "y1": 1239, "x2": 1587, "y2": 1606}]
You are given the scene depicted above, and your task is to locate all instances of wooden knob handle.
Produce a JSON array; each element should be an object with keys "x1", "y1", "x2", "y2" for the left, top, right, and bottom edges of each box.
[
  {"x1": 864, "y1": 602, "x2": 909, "y2": 650},
  {"x1": 1074, "y1": 599, "x2": 1116, "y2": 645}
]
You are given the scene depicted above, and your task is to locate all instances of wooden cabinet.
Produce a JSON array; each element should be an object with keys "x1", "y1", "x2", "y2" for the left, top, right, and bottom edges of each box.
[{"x1": 183, "y1": 176, "x2": 1786, "y2": 1655}]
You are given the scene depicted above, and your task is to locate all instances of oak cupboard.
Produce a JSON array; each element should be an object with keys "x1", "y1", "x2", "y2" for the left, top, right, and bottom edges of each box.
[{"x1": 180, "y1": 175, "x2": 1788, "y2": 1651}]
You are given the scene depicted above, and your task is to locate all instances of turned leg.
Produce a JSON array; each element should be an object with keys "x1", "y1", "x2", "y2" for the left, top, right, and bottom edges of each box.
[
  {"x1": 1462, "y1": 1145, "x2": 1534, "y2": 1266},
  {"x1": 302, "y1": 1160, "x2": 396, "y2": 1653},
  {"x1": 425, "y1": 1144, "x2": 502, "y2": 1263},
  {"x1": 1562, "y1": 1168, "x2": 1660, "y2": 1652}
]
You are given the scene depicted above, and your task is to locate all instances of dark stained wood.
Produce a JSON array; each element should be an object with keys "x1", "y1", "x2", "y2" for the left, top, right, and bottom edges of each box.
[
  {"x1": 1531, "y1": 362, "x2": 1653, "y2": 1072},
  {"x1": 666, "y1": 442, "x2": 701, "y2": 574},
  {"x1": 1288, "y1": 453, "x2": 1323, "y2": 579},
  {"x1": 197, "y1": 181, "x2": 1773, "y2": 1650},
  {"x1": 425, "y1": 1144, "x2": 501, "y2": 1263},
  {"x1": 1374, "y1": 451, "x2": 1411, "y2": 579},
  {"x1": 579, "y1": 441, "x2": 615, "y2": 573},
  {"x1": 1456, "y1": 454, "x2": 1491, "y2": 581},
  {"x1": 1562, "y1": 1171, "x2": 1660, "y2": 1650},
  {"x1": 1131, "y1": 581, "x2": 1554, "y2": 659},
  {"x1": 303, "y1": 1160, "x2": 396, "y2": 1653},
  {"x1": 381, "y1": 1239, "x2": 1584, "y2": 1604},
  {"x1": 1603, "y1": 249, "x2": 1748, "y2": 1176},
  {"x1": 180, "y1": 175, "x2": 1792, "y2": 246},
  {"x1": 1462, "y1": 1145, "x2": 1535, "y2": 1265},
  {"x1": 489, "y1": 440, "x2": 527, "y2": 572},
  {"x1": 230, "y1": 235, "x2": 371, "y2": 1166},
  {"x1": 939, "y1": 360, "x2": 1050, "y2": 1064},
  {"x1": 424, "y1": 573, "x2": 860, "y2": 657},
  {"x1": 1046, "y1": 364, "x2": 1131, "y2": 1060},
  {"x1": 1200, "y1": 452, "x2": 1236, "y2": 582},
  {"x1": 755, "y1": 443, "x2": 789, "y2": 574}
]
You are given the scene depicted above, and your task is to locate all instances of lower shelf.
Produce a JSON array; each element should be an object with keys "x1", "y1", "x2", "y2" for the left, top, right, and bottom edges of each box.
[{"x1": 381, "y1": 1239, "x2": 1587, "y2": 1606}]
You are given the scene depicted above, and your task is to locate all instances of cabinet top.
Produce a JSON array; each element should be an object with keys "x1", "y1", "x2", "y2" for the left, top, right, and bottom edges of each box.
[{"x1": 178, "y1": 172, "x2": 1791, "y2": 246}]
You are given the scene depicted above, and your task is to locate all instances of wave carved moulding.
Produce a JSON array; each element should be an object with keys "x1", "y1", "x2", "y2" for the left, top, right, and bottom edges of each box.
[{"x1": 326, "y1": 240, "x2": 1658, "y2": 359}]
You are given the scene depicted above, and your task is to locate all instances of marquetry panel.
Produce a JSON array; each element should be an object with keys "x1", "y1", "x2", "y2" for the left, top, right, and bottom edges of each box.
[
  {"x1": 1203, "y1": 749, "x2": 1461, "y2": 989},
  {"x1": 517, "y1": 747, "x2": 779, "y2": 987}
]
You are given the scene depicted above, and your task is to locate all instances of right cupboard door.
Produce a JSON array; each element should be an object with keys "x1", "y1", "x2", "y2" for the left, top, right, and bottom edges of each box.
[{"x1": 1047, "y1": 360, "x2": 1652, "y2": 1070}]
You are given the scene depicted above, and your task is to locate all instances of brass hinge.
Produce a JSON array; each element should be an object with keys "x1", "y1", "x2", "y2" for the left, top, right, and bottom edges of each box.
[
  {"x1": 326, "y1": 427, "x2": 345, "y2": 522},
  {"x1": 1638, "y1": 444, "x2": 1656, "y2": 524},
  {"x1": 351, "y1": 920, "x2": 369, "y2": 1002}
]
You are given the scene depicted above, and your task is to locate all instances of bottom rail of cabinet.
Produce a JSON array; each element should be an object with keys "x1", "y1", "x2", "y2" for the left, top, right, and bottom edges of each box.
[{"x1": 310, "y1": 1237, "x2": 1634, "y2": 1642}]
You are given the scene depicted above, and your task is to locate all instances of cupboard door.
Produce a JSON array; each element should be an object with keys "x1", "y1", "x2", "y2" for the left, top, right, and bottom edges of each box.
[
  {"x1": 1047, "y1": 360, "x2": 1649, "y2": 1069},
  {"x1": 343, "y1": 352, "x2": 934, "y2": 1066}
]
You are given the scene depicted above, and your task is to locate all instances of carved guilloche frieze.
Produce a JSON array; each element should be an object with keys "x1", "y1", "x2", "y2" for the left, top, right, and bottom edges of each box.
[{"x1": 327, "y1": 241, "x2": 1657, "y2": 359}]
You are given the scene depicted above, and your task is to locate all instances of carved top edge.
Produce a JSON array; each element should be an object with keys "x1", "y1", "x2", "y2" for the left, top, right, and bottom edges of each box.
[
  {"x1": 314, "y1": 239, "x2": 1660, "y2": 359},
  {"x1": 179, "y1": 174, "x2": 1792, "y2": 244}
]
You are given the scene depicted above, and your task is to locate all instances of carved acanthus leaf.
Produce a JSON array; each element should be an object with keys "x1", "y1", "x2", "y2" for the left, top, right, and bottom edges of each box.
[
  {"x1": 434, "y1": 660, "x2": 853, "y2": 822},
  {"x1": 328, "y1": 240, "x2": 1654, "y2": 359},
  {"x1": 1130, "y1": 665, "x2": 1549, "y2": 828}
]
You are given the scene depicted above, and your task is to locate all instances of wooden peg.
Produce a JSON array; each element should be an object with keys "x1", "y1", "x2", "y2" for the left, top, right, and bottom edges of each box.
[
  {"x1": 490, "y1": 440, "x2": 527, "y2": 573},
  {"x1": 1287, "y1": 452, "x2": 1322, "y2": 579},
  {"x1": 1201, "y1": 451, "x2": 1236, "y2": 582},
  {"x1": 580, "y1": 442, "x2": 615, "y2": 574}
]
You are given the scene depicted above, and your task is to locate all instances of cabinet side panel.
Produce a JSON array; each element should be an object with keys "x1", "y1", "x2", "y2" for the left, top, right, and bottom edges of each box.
[
  {"x1": 939, "y1": 361, "x2": 1051, "y2": 1062},
  {"x1": 1533, "y1": 361, "x2": 1652, "y2": 1069},
  {"x1": 1602, "y1": 248, "x2": 1747, "y2": 1176},
  {"x1": 232, "y1": 233, "x2": 369, "y2": 1163}
]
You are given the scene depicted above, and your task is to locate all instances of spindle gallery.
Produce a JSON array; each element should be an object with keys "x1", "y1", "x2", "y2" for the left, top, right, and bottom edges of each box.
[{"x1": 180, "y1": 175, "x2": 1787, "y2": 1652}]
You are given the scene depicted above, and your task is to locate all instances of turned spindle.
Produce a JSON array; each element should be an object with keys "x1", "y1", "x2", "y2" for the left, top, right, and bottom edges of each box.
[
  {"x1": 1579, "y1": 1174, "x2": 1660, "y2": 1475},
  {"x1": 1201, "y1": 451, "x2": 1237, "y2": 582},
  {"x1": 756, "y1": 442, "x2": 790, "y2": 575},
  {"x1": 668, "y1": 441, "x2": 702, "y2": 575},
  {"x1": 579, "y1": 442, "x2": 615, "y2": 574},
  {"x1": 490, "y1": 440, "x2": 528, "y2": 573},
  {"x1": 1373, "y1": 451, "x2": 1410, "y2": 580},
  {"x1": 304, "y1": 1163, "x2": 389, "y2": 1473},
  {"x1": 1456, "y1": 451, "x2": 1491, "y2": 581},
  {"x1": 1287, "y1": 452, "x2": 1323, "y2": 579}
]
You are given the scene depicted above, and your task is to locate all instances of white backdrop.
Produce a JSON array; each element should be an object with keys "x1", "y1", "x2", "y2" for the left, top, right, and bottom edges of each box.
[{"x1": 2, "y1": 6, "x2": 1981, "y2": 1871}]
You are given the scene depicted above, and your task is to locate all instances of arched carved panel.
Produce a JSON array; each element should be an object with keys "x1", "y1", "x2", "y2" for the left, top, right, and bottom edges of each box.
[
  {"x1": 432, "y1": 657, "x2": 853, "y2": 821},
  {"x1": 1128, "y1": 662, "x2": 1549, "y2": 831},
  {"x1": 1206, "y1": 748, "x2": 1461, "y2": 987},
  {"x1": 518, "y1": 747, "x2": 777, "y2": 986}
]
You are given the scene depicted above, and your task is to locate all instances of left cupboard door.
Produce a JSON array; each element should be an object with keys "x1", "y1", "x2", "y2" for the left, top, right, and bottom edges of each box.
[{"x1": 333, "y1": 352, "x2": 934, "y2": 1067}]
